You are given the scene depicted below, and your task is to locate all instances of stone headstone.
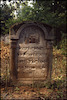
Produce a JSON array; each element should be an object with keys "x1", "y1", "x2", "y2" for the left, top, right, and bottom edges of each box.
[{"x1": 10, "y1": 21, "x2": 54, "y2": 84}]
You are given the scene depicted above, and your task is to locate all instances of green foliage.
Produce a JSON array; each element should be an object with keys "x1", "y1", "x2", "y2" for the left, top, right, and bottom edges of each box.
[
  {"x1": 0, "y1": 4, "x2": 14, "y2": 34},
  {"x1": 18, "y1": 3, "x2": 33, "y2": 21},
  {"x1": 60, "y1": 33, "x2": 67, "y2": 55},
  {"x1": 33, "y1": 1, "x2": 66, "y2": 27},
  {"x1": 57, "y1": 91, "x2": 63, "y2": 98},
  {"x1": 15, "y1": 87, "x2": 20, "y2": 91}
]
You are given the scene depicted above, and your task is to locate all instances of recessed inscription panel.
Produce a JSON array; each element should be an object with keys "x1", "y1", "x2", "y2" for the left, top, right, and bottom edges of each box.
[{"x1": 16, "y1": 26, "x2": 47, "y2": 79}]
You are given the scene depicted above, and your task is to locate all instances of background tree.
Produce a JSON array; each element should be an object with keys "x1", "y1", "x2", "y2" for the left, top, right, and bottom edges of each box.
[
  {"x1": 0, "y1": 3, "x2": 15, "y2": 35},
  {"x1": 32, "y1": 0, "x2": 66, "y2": 48}
]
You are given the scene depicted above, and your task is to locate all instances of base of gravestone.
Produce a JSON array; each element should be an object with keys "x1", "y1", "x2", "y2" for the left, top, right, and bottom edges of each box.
[{"x1": 10, "y1": 78, "x2": 52, "y2": 88}]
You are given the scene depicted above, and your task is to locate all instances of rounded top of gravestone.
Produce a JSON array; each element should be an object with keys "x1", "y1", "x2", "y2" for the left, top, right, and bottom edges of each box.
[{"x1": 9, "y1": 21, "x2": 54, "y2": 40}]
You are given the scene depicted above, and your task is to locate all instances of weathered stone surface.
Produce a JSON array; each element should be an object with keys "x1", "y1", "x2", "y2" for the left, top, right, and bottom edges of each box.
[{"x1": 10, "y1": 21, "x2": 54, "y2": 84}]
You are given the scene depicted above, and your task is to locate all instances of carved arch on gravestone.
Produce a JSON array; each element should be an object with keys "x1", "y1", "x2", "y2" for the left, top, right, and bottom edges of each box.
[{"x1": 10, "y1": 23, "x2": 48, "y2": 39}]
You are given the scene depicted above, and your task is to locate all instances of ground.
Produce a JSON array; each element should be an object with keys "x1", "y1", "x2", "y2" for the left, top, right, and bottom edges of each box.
[{"x1": 0, "y1": 41, "x2": 66, "y2": 100}]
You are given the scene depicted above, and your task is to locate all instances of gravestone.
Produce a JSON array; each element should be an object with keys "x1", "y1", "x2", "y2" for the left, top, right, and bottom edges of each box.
[{"x1": 10, "y1": 21, "x2": 54, "y2": 84}]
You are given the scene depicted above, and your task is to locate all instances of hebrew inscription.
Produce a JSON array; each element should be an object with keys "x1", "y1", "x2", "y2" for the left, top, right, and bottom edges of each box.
[{"x1": 16, "y1": 26, "x2": 48, "y2": 79}]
